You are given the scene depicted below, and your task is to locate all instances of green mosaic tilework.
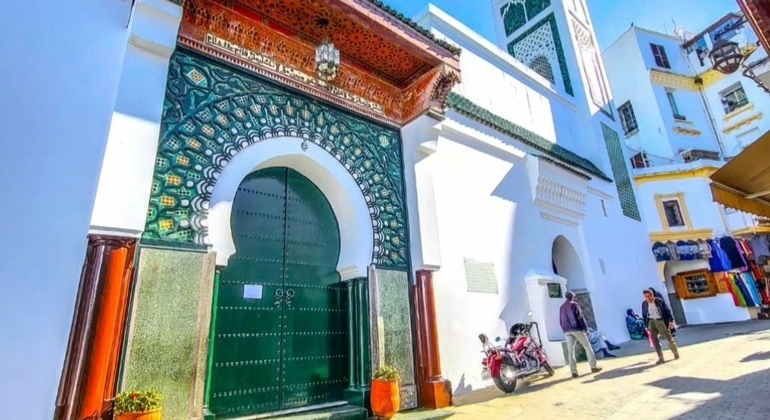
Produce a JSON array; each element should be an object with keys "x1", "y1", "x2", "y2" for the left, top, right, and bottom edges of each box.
[
  {"x1": 446, "y1": 93, "x2": 610, "y2": 181},
  {"x1": 507, "y1": 13, "x2": 573, "y2": 97},
  {"x1": 501, "y1": 0, "x2": 552, "y2": 37},
  {"x1": 144, "y1": 50, "x2": 409, "y2": 269},
  {"x1": 122, "y1": 248, "x2": 216, "y2": 420},
  {"x1": 374, "y1": 268, "x2": 416, "y2": 408},
  {"x1": 601, "y1": 123, "x2": 642, "y2": 221}
]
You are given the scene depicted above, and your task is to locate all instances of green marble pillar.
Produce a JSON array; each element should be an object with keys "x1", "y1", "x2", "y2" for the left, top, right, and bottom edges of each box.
[
  {"x1": 369, "y1": 267, "x2": 417, "y2": 410},
  {"x1": 344, "y1": 277, "x2": 371, "y2": 409},
  {"x1": 120, "y1": 247, "x2": 216, "y2": 420}
]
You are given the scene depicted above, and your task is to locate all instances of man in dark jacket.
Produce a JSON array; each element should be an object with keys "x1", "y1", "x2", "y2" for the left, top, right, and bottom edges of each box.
[
  {"x1": 560, "y1": 291, "x2": 602, "y2": 378},
  {"x1": 642, "y1": 289, "x2": 680, "y2": 364},
  {"x1": 649, "y1": 286, "x2": 677, "y2": 337}
]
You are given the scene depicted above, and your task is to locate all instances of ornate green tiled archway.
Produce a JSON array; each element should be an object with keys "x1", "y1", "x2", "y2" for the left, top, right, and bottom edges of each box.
[{"x1": 144, "y1": 50, "x2": 408, "y2": 269}]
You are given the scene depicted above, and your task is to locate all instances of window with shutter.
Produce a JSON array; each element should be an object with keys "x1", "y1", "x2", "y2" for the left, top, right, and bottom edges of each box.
[{"x1": 650, "y1": 43, "x2": 671, "y2": 69}]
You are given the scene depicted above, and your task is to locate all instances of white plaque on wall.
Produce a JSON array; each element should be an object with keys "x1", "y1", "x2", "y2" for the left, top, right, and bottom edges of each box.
[{"x1": 243, "y1": 284, "x2": 263, "y2": 300}]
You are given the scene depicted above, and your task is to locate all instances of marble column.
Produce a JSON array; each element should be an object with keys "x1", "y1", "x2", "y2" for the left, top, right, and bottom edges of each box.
[
  {"x1": 54, "y1": 235, "x2": 137, "y2": 420},
  {"x1": 343, "y1": 277, "x2": 372, "y2": 409},
  {"x1": 414, "y1": 270, "x2": 452, "y2": 409}
]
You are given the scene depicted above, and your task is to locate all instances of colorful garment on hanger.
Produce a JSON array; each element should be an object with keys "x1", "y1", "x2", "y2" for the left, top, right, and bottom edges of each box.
[
  {"x1": 666, "y1": 242, "x2": 680, "y2": 261},
  {"x1": 749, "y1": 235, "x2": 770, "y2": 259},
  {"x1": 698, "y1": 240, "x2": 712, "y2": 259},
  {"x1": 739, "y1": 240, "x2": 754, "y2": 261},
  {"x1": 741, "y1": 272, "x2": 762, "y2": 307},
  {"x1": 652, "y1": 242, "x2": 671, "y2": 262},
  {"x1": 722, "y1": 273, "x2": 741, "y2": 306},
  {"x1": 735, "y1": 274, "x2": 756, "y2": 307},
  {"x1": 720, "y1": 237, "x2": 746, "y2": 271},
  {"x1": 677, "y1": 240, "x2": 694, "y2": 260},
  {"x1": 729, "y1": 274, "x2": 748, "y2": 307},
  {"x1": 708, "y1": 239, "x2": 732, "y2": 272}
]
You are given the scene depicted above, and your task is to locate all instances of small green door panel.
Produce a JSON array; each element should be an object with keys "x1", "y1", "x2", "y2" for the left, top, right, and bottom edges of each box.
[{"x1": 209, "y1": 167, "x2": 348, "y2": 418}]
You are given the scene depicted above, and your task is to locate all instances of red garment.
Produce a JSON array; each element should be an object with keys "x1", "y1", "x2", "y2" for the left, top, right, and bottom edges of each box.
[{"x1": 724, "y1": 273, "x2": 741, "y2": 307}]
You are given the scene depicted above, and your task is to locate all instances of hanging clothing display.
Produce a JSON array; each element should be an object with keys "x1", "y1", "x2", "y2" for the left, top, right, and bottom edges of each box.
[
  {"x1": 720, "y1": 237, "x2": 747, "y2": 271},
  {"x1": 666, "y1": 242, "x2": 680, "y2": 261},
  {"x1": 734, "y1": 274, "x2": 756, "y2": 307},
  {"x1": 741, "y1": 272, "x2": 762, "y2": 307},
  {"x1": 749, "y1": 235, "x2": 770, "y2": 259},
  {"x1": 652, "y1": 242, "x2": 672, "y2": 262},
  {"x1": 728, "y1": 274, "x2": 748, "y2": 307},
  {"x1": 677, "y1": 240, "x2": 694, "y2": 260},
  {"x1": 722, "y1": 273, "x2": 741, "y2": 306},
  {"x1": 697, "y1": 240, "x2": 712, "y2": 259},
  {"x1": 708, "y1": 239, "x2": 732, "y2": 272}
]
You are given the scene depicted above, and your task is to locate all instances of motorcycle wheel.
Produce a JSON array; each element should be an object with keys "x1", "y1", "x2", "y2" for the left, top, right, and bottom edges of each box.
[
  {"x1": 492, "y1": 364, "x2": 517, "y2": 393},
  {"x1": 543, "y1": 362, "x2": 555, "y2": 377}
]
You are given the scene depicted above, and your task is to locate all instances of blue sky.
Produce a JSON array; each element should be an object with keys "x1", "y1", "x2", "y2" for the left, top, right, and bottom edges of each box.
[{"x1": 385, "y1": 0, "x2": 739, "y2": 50}]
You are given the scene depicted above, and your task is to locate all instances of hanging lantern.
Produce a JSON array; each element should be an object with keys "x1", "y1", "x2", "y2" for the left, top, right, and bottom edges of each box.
[
  {"x1": 710, "y1": 38, "x2": 744, "y2": 75},
  {"x1": 315, "y1": 18, "x2": 340, "y2": 82},
  {"x1": 315, "y1": 39, "x2": 340, "y2": 81}
]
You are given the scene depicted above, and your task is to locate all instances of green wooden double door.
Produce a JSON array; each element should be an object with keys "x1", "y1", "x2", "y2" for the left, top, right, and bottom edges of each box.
[{"x1": 209, "y1": 167, "x2": 349, "y2": 418}]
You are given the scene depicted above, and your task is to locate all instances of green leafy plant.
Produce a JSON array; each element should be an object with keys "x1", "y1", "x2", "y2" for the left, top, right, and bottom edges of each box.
[
  {"x1": 373, "y1": 365, "x2": 401, "y2": 382},
  {"x1": 114, "y1": 390, "x2": 162, "y2": 415}
]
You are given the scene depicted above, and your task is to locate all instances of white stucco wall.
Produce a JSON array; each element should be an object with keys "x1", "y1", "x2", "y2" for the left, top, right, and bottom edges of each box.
[
  {"x1": 0, "y1": 0, "x2": 135, "y2": 417},
  {"x1": 409, "y1": 3, "x2": 660, "y2": 395},
  {"x1": 662, "y1": 260, "x2": 750, "y2": 325},
  {"x1": 402, "y1": 110, "x2": 659, "y2": 394},
  {"x1": 90, "y1": 0, "x2": 183, "y2": 236},
  {"x1": 701, "y1": 47, "x2": 770, "y2": 159}
]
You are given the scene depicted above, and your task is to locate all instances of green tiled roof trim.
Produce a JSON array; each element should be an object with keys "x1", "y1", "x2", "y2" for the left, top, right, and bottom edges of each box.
[
  {"x1": 366, "y1": 0, "x2": 462, "y2": 55},
  {"x1": 446, "y1": 92, "x2": 611, "y2": 182},
  {"x1": 508, "y1": 13, "x2": 573, "y2": 96},
  {"x1": 601, "y1": 123, "x2": 642, "y2": 221}
]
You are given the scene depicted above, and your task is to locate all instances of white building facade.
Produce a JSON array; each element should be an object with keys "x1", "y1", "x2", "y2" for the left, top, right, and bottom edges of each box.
[
  {"x1": 2, "y1": 0, "x2": 661, "y2": 417},
  {"x1": 603, "y1": 13, "x2": 770, "y2": 328}
]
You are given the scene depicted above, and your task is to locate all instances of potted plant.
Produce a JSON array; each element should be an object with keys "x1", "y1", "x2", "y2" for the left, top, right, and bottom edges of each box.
[
  {"x1": 113, "y1": 389, "x2": 162, "y2": 420},
  {"x1": 371, "y1": 365, "x2": 401, "y2": 419}
]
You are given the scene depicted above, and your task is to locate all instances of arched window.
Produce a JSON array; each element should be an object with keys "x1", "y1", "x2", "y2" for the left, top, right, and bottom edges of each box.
[{"x1": 529, "y1": 55, "x2": 555, "y2": 84}]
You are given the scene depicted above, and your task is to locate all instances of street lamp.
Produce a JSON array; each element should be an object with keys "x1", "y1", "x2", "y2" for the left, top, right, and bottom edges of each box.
[
  {"x1": 709, "y1": 38, "x2": 744, "y2": 75},
  {"x1": 709, "y1": 16, "x2": 770, "y2": 94}
]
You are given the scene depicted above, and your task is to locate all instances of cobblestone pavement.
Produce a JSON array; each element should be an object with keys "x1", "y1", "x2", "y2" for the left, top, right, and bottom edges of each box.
[{"x1": 446, "y1": 321, "x2": 770, "y2": 420}]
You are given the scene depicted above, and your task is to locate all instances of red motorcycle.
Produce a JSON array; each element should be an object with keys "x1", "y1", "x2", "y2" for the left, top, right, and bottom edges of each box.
[{"x1": 479, "y1": 315, "x2": 554, "y2": 393}]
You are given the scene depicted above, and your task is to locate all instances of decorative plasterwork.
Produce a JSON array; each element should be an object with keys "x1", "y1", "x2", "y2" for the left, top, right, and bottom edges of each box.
[
  {"x1": 508, "y1": 14, "x2": 573, "y2": 96},
  {"x1": 724, "y1": 102, "x2": 755, "y2": 121},
  {"x1": 697, "y1": 68, "x2": 727, "y2": 89},
  {"x1": 530, "y1": 157, "x2": 589, "y2": 227},
  {"x1": 723, "y1": 112, "x2": 764, "y2": 134},
  {"x1": 673, "y1": 125, "x2": 703, "y2": 137},
  {"x1": 634, "y1": 166, "x2": 718, "y2": 186},
  {"x1": 179, "y1": 0, "x2": 461, "y2": 126},
  {"x1": 649, "y1": 69, "x2": 699, "y2": 91},
  {"x1": 572, "y1": 17, "x2": 612, "y2": 117},
  {"x1": 144, "y1": 51, "x2": 410, "y2": 269}
]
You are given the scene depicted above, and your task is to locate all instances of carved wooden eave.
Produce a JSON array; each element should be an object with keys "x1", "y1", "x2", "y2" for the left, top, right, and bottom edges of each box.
[{"x1": 178, "y1": 0, "x2": 462, "y2": 127}]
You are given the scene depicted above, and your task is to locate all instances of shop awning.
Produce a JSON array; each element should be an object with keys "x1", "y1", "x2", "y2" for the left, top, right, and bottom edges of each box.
[{"x1": 710, "y1": 129, "x2": 770, "y2": 218}]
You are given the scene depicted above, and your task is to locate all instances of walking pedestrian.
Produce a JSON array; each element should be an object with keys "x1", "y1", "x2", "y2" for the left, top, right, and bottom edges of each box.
[
  {"x1": 560, "y1": 291, "x2": 602, "y2": 378},
  {"x1": 649, "y1": 286, "x2": 676, "y2": 337},
  {"x1": 641, "y1": 289, "x2": 680, "y2": 364}
]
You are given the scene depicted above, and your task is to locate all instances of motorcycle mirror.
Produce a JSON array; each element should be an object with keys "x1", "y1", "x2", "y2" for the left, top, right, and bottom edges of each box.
[
  {"x1": 478, "y1": 333, "x2": 488, "y2": 344},
  {"x1": 495, "y1": 337, "x2": 501, "y2": 342}
]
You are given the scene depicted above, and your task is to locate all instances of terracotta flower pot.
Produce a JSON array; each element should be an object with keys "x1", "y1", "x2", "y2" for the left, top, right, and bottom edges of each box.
[
  {"x1": 371, "y1": 379, "x2": 400, "y2": 419},
  {"x1": 115, "y1": 408, "x2": 162, "y2": 420}
]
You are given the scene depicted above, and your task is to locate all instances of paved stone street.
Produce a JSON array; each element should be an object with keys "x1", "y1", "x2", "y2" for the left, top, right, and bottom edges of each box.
[{"x1": 442, "y1": 321, "x2": 770, "y2": 420}]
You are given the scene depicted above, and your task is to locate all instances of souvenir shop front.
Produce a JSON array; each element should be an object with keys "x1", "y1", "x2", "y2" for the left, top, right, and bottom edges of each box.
[{"x1": 653, "y1": 235, "x2": 770, "y2": 325}]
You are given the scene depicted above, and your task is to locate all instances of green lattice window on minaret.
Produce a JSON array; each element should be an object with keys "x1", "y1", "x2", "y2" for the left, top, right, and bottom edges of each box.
[
  {"x1": 500, "y1": 0, "x2": 553, "y2": 37},
  {"x1": 601, "y1": 123, "x2": 641, "y2": 221}
]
